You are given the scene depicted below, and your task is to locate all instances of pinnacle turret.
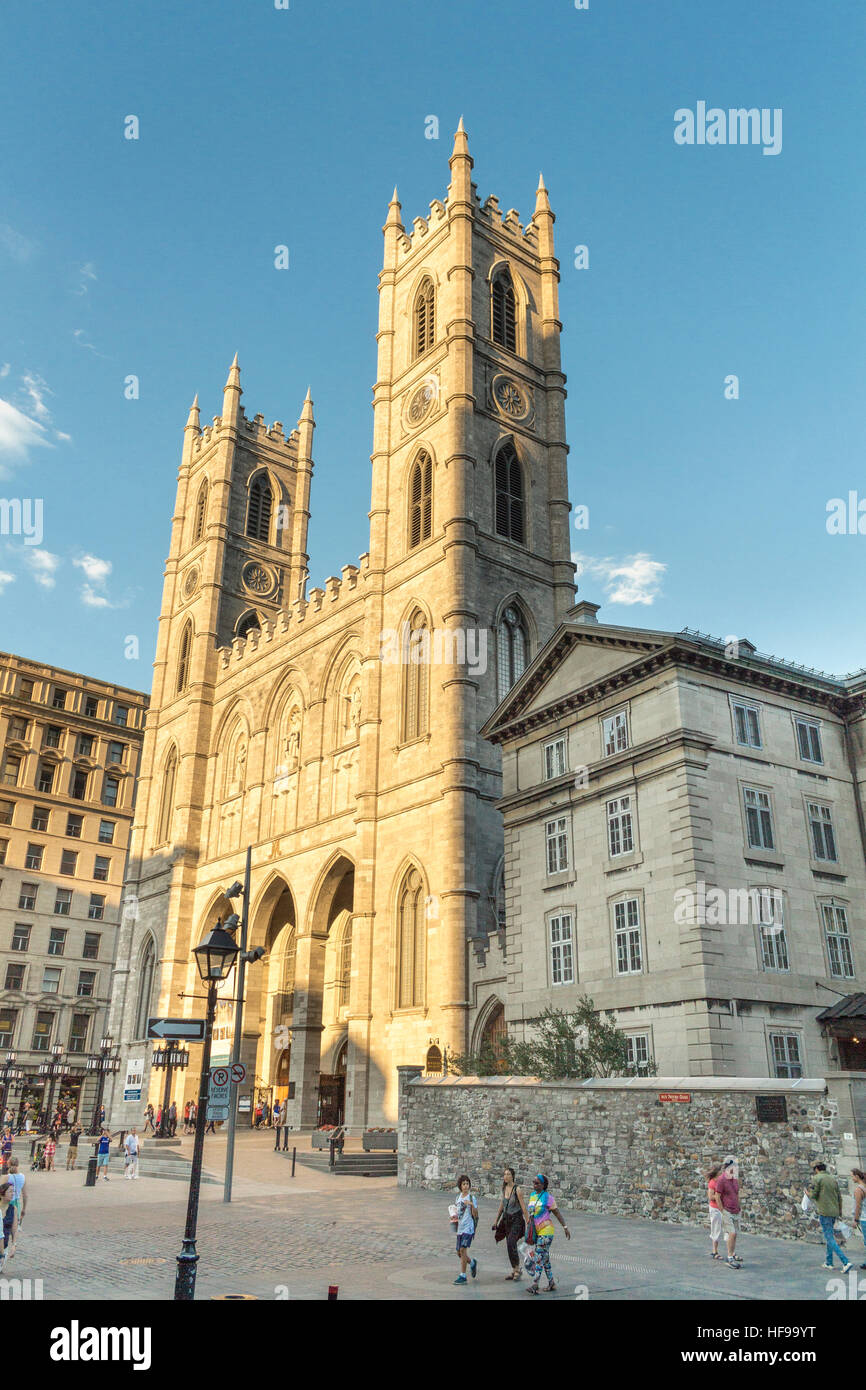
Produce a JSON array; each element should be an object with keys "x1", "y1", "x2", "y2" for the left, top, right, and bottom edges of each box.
[{"x1": 185, "y1": 393, "x2": 200, "y2": 431}]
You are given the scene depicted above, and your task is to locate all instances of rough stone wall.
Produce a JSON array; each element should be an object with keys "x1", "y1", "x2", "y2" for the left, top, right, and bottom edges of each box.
[{"x1": 399, "y1": 1074, "x2": 847, "y2": 1241}]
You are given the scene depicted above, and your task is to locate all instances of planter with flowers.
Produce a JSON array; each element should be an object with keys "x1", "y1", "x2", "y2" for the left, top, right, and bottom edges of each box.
[
  {"x1": 362, "y1": 1127, "x2": 398, "y2": 1151},
  {"x1": 311, "y1": 1125, "x2": 337, "y2": 1149}
]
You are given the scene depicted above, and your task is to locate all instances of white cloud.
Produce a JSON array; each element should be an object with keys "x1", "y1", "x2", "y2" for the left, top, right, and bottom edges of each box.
[
  {"x1": 0, "y1": 571, "x2": 15, "y2": 594},
  {"x1": 0, "y1": 224, "x2": 35, "y2": 263},
  {"x1": 72, "y1": 328, "x2": 103, "y2": 356},
  {"x1": 573, "y1": 551, "x2": 667, "y2": 606},
  {"x1": 25, "y1": 549, "x2": 61, "y2": 589},
  {"x1": 0, "y1": 397, "x2": 51, "y2": 469},
  {"x1": 0, "y1": 364, "x2": 10, "y2": 379},
  {"x1": 74, "y1": 554, "x2": 112, "y2": 585},
  {"x1": 20, "y1": 372, "x2": 53, "y2": 423},
  {"x1": 81, "y1": 583, "x2": 112, "y2": 608}
]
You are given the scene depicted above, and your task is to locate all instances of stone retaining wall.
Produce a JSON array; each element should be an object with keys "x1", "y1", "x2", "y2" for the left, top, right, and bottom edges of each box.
[{"x1": 397, "y1": 1070, "x2": 850, "y2": 1242}]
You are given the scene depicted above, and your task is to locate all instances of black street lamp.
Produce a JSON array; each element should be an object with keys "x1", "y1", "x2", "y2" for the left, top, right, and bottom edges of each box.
[
  {"x1": 152, "y1": 1044, "x2": 189, "y2": 1136},
  {"x1": 86, "y1": 1036, "x2": 121, "y2": 1135},
  {"x1": 0, "y1": 1053, "x2": 23, "y2": 1121},
  {"x1": 174, "y1": 919, "x2": 239, "y2": 1302},
  {"x1": 38, "y1": 1043, "x2": 65, "y2": 1131}
]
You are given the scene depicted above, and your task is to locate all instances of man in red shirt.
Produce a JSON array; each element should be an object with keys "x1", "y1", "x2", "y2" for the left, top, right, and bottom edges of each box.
[{"x1": 714, "y1": 1157, "x2": 742, "y2": 1269}]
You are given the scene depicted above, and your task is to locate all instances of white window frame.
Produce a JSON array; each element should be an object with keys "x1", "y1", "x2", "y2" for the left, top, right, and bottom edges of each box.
[
  {"x1": 42, "y1": 966, "x2": 62, "y2": 995},
  {"x1": 753, "y1": 888, "x2": 789, "y2": 972},
  {"x1": 548, "y1": 912, "x2": 575, "y2": 986},
  {"x1": 543, "y1": 737, "x2": 567, "y2": 782},
  {"x1": 613, "y1": 897, "x2": 643, "y2": 975},
  {"x1": 807, "y1": 801, "x2": 838, "y2": 863},
  {"x1": 769, "y1": 1031, "x2": 803, "y2": 1079},
  {"x1": 743, "y1": 785, "x2": 775, "y2": 851},
  {"x1": 821, "y1": 900, "x2": 854, "y2": 979},
  {"x1": 624, "y1": 1031, "x2": 652, "y2": 1071},
  {"x1": 607, "y1": 796, "x2": 634, "y2": 858},
  {"x1": 731, "y1": 699, "x2": 762, "y2": 749},
  {"x1": 795, "y1": 717, "x2": 823, "y2": 765},
  {"x1": 602, "y1": 709, "x2": 629, "y2": 758},
  {"x1": 545, "y1": 817, "x2": 569, "y2": 875}
]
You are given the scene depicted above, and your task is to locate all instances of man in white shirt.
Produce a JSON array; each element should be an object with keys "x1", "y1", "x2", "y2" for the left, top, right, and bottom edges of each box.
[{"x1": 123, "y1": 1128, "x2": 141, "y2": 1180}]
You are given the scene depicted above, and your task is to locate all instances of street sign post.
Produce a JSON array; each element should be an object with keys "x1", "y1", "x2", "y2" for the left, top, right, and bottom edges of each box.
[
  {"x1": 207, "y1": 1066, "x2": 230, "y2": 1122},
  {"x1": 147, "y1": 1018, "x2": 205, "y2": 1042},
  {"x1": 230, "y1": 1062, "x2": 246, "y2": 1085}
]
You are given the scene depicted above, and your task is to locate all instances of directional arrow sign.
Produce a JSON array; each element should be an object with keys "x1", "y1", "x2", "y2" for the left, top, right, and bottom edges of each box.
[{"x1": 147, "y1": 1018, "x2": 205, "y2": 1042}]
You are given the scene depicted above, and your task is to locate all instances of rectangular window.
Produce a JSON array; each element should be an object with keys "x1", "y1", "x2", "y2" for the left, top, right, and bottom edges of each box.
[
  {"x1": 770, "y1": 1032, "x2": 802, "y2": 1079},
  {"x1": 42, "y1": 966, "x2": 61, "y2": 994},
  {"x1": 614, "y1": 897, "x2": 643, "y2": 974},
  {"x1": 543, "y1": 738, "x2": 567, "y2": 781},
  {"x1": 602, "y1": 710, "x2": 629, "y2": 756},
  {"x1": 66, "y1": 813, "x2": 83, "y2": 838},
  {"x1": 84, "y1": 695, "x2": 98, "y2": 719},
  {"x1": 54, "y1": 889, "x2": 72, "y2": 917},
  {"x1": 51, "y1": 687, "x2": 67, "y2": 710},
  {"x1": 68, "y1": 1013, "x2": 89, "y2": 1054},
  {"x1": 822, "y1": 901, "x2": 854, "y2": 979},
  {"x1": 4, "y1": 963, "x2": 24, "y2": 991},
  {"x1": 113, "y1": 705, "x2": 129, "y2": 727},
  {"x1": 8, "y1": 716, "x2": 28, "y2": 741},
  {"x1": 607, "y1": 796, "x2": 634, "y2": 857},
  {"x1": 93, "y1": 855, "x2": 110, "y2": 882},
  {"x1": 59, "y1": 849, "x2": 77, "y2": 876},
  {"x1": 83, "y1": 931, "x2": 101, "y2": 960},
  {"x1": 70, "y1": 769, "x2": 88, "y2": 800},
  {"x1": 107, "y1": 740, "x2": 126, "y2": 765},
  {"x1": 548, "y1": 912, "x2": 575, "y2": 985},
  {"x1": 732, "y1": 701, "x2": 762, "y2": 749},
  {"x1": 98, "y1": 819, "x2": 115, "y2": 845},
  {"x1": 43, "y1": 725, "x2": 62, "y2": 748},
  {"x1": 77, "y1": 970, "x2": 96, "y2": 997},
  {"x1": 744, "y1": 786, "x2": 775, "y2": 851},
  {"x1": 37, "y1": 763, "x2": 55, "y2": 794},
  {"x1": 88, "y1": 893, "x2": 105, "y2": 921},
  {"x1": 76, "y1": 734, "x2": 94, "y2": 757},
  {"x1": 0, "y1": 839, "x2": 6, "y2": 866},
  {"x1": 808, "y1": 802, "x2": 838, "y2": 862},
  {"x1": 625, "y1": 1033, "x2": 652, "y2": 1071},
  {"x1": 31, "y1": 805, "x2": 49, "y2": 832},
  {"x1": 0, "y1": 1010, "x2": 16, "y2": 1049},
  {"x1": 32, "y1": 1011, "x2": 53, "y2": 1051},
  {"x1": 0, "y1": 801, "x2": 13, "y2": 826},
  {"x1": 17, "y1": 882, "x2": 37, "y2": 910},
  {"x1": 24, "y1": 842, "x2": 44, "y2": 871},
  {"x1": 545, "y1": 817, "x2": 569, "y2": 874},
  {"x1": 48, "y1": 926, "x2": 67, "y2": 956},
  {"x1": 795, "y1": 718, "x2": 823, "y2": 764},
  {"x1": 754, "y1": 889, "x2": 789, "y2": 971},
  {"x1": 1, "y1": 755, "x2": 21, "y2": 787},
  {"x1": 19, "y1": 678, "x2": 34, "y2": 701},
  {"x1": 102, "y1": 776, "x2": 119, "y2": 808},
  {"x1": 11, "y1": 924, "x2": 30, "y2": 952}
]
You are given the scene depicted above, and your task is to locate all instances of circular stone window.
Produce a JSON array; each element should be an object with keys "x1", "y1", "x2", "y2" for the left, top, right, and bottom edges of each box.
[
  {"x1": 182, "y1": 566, "x2": 199, "y2": 599},
  {"x1": 407, "y1": 376, "x2": 438, "y2": 425},
  {"x1": 243, "y1": 562, "x2": 273, "y2": 596},
  {"x1": 492, "y1": 375, "x2": 527, "y2": 419}
]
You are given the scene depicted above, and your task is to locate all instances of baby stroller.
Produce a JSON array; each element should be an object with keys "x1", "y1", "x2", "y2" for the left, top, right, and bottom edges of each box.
[{"x1": 30, "y1": 1140, "x2": 46, "y2": 1172}]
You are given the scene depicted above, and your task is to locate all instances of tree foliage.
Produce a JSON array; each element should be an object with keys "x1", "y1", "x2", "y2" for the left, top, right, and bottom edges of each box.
[{"x1": 451, "y1": 998, "x2": 656, "y2": 1080}]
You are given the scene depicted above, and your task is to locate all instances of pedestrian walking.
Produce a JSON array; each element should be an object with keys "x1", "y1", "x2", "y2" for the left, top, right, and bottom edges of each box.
[
  {"x1": 808, "y1": 1162, "x2": 852, "y2": 1273},
  {"x1": 714, "y1": 1157, "x2": 743, "y2": 1269},
  {"x1": 22, "y1": 1103, "x2": 33, "y2": 1135},
  {"x1": 851, "y1": 1169, "x2": 866, "y2": 1270},
  {"x1": 0, "y1": 1182, "x2": 18, "y2": 1272},
  {"x1": 492, "y1": 1166, "x2": 528, "y2": 1280},
  {"x1": 188, "y1": 1100, "x2": 197, "y2": 1130},
  {"x1": 124, "y1": 1128, "x2": 140, "y2": 1180},
  {"x1": 183, "y1": 1101, "x2": 191, "y2": 1134},
  {"x1": 523, "y1": 1174, "x2": 570, "y2": 1294},
  {"x1": 254, "y1": 1102, "x2": 263, "y2": 1129},
  {"x1": 205, "y1": 1115, "x2": 216, "y2": 1134},
  {"x1": 453, "y1": 1175, "x2": 478, "y2": 1285},
  {"x1": 168, "y1": 1101, "x2": 178, "y2": 1137},
  {"x1": 66, "y1": 1122, "x2": 82, "y2": 1170},
  {"x1": 143, "y1": 1104, "x2": 155, "y2": 1135},
  {"x1": 2, "y1": 1109, "x2": 12, "y2": 1132},
  {"x1": 96, "y1": 1127, "x2": 111, "y2": 1181},
  {"x1": 98, "y1": 1103, "x2": 106, "y2": 1128},
  {"x1": 274, "y1": 1102, "x2": 284, "y2": 1151},
  {"x1": 155, "y1": 1105, "x2": 163, "y2": 1134},
  {"x1": 43, "y1": 1136, "x2": 56, "y2": 1172},
  {"x1": 0, "y1": 1128, "x2": 12, "y2": 1175},
  {"x1": 707, "y1": 1164, "x2": 724, "y2": 1259},
  {"x1": 6, "y1": 1159, "x2": 26, "y2": 1228}
]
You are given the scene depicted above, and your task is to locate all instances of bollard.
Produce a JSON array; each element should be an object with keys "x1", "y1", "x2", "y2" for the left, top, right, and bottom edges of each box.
[
  {"x1": 291, "y1": 1146, "x2": 296, "y2": 1178},
  {"x1": 327, "y1": 1285, "x2": 338, "y2": 1301},
  {"x1": 84, "y1": 1156, "x2": 98, "y2": 1187}
]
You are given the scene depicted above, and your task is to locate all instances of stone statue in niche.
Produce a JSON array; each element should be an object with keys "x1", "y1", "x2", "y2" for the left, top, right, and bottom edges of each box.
[{"x1": 285, "y1": 708, "x2": 302, "y2": 769}]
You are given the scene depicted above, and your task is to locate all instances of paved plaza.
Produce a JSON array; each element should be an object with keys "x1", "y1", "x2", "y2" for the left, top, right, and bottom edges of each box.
[{"x1": 5, "y1": 1131, "x2": 863, "y2": 1301}]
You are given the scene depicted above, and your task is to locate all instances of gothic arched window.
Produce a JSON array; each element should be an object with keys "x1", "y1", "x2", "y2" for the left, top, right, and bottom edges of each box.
[
  {"x1": 497, "y1": 605, "x2": 528, "y2": 700},
  {"x1": 396, "y1": 867, "x2": 426, "y2": 1008},
  {"x1": 193, "y1": 479, "x2": 208, "y2": 543},
  {"x1": 491, "y1": 267, "x2": 517, "y2": 351},
  {"x1": 246, "y1": 474, "x2": 273, "y2": 542},
  {"x1": 494, "y1": 441, "x2": 524, "y2": 544},
  {"x1": 413, "y1": 278, "x2": 435, "y2": 359},
  {"x1": 176, "y1": 622, "x2": 192, "y2": 694},
  {"x1": 156, "y1": 746, "x2": 177, "y2": 845},
  {"x1": 402, "y1": 610, "x2": 429, "y2": 742},
  {"x1": 336, "y1": 918, "x2": 353, "y2": 1009},
  {"x1": 408, "y1": 451, "x2": 432, "y2": 549},
  {"x1": 134, "y1": 937, "x2": 156, "y2": 1039}
]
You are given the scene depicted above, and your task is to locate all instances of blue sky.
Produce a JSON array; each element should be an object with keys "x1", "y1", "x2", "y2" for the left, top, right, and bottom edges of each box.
[{"x1": 0, "y1": 0, "x2": 863, "y2": 688}]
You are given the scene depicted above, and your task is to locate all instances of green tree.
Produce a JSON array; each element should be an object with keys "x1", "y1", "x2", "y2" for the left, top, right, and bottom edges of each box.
[{"x1": 451, "y1": 998, "x2": 655, "y2": 1080}]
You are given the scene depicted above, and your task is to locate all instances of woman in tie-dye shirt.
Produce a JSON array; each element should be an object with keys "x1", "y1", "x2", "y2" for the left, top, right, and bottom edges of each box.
[{"x1": 524, "y1": 1174, "x2": 570, "y2": 1293}]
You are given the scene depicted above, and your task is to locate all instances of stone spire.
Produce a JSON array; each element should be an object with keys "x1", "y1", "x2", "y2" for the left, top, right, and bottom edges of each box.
[
  {"x1": 299, "y1": 386, "x2": 315, "y2": 425},
  {"x1": 185, "y1": 393, "x2": 200, "y2": 432},
  {"x1": 534, "y1": 172, "x2": 552, "y2": 218},
  {"x1": 222, "y1": 353, "x2": 242, "y2": 425}
]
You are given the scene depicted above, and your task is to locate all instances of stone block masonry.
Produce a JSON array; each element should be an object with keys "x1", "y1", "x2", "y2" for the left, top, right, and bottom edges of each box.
[{"x1": 398, "y1": 1071, "x2": 853, "y2": 1241}]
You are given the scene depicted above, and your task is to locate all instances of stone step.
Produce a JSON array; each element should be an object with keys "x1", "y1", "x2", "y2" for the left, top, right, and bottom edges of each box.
[{"x1": 331, "y1": 1153, "x2": 397, "y2": 1177}]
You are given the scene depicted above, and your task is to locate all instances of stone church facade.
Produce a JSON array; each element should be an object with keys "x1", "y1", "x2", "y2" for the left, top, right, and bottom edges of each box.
[{"x1": 107, "y1": 124, "x2": 575, "y2": 1128}]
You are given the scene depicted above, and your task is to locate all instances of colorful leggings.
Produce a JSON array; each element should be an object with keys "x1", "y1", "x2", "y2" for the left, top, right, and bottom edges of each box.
[{"x1": 529, "y1": 1234, "x2": 554, "y2": 1284}]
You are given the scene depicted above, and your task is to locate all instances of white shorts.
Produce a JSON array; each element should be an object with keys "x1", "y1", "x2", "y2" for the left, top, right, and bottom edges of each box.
[{"x1": 709, "y1": 1208, "x2": 723, "y2": 1241}]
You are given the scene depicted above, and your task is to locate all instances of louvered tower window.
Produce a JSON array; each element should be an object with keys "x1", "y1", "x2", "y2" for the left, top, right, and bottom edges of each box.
[
  {"x1": 491, "y1": 268, "x2": 517, "y2": 351},
  {"x1": 157, "y1": 747, "x2": 177, "y2": 846},
  {"x1": 193, "y1": 480, "x2": 208, "y2": 543},
  {"x1": 402, "y1": 611, "x2": 429, "y2": 742},
  {"x1": 176, "y1": 623, "x2": 192, "y2": 694},
  {"x1": 408, "y1": 451, "x2": 432, "y2": 549},
  {"x1": 246, "y1": 474, "x2": 273, "y2": 541},
  {"x1": 494, "y1": 442, "x2": 524, "y2": 543},
  {"x1": 497, "y1": 606, "x2": 528, "y2": 700},
  {"x1": 396, "y1": 867, "x2": 425, "y2": 1008},
  {"x1": 414, "y1": 279, "x2": 435, "y2": 358}
]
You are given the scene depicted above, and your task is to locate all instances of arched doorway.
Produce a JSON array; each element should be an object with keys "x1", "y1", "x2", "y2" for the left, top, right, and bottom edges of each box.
[
  {"x1": 245, "y1": 878, "x2": 297, "y2": 1102},
  {"x1": 317, "y1": 1039, "x2": 347, "y2": 1127},
  {"x1": 479, "y1": 1000, "x2": 507, "y2": 1071}
]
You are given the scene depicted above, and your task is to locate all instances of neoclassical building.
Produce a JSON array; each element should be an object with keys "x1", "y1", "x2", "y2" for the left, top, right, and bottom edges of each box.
[{"x1": 107, "y1": 124, "x2": 576, "y2": 1127}]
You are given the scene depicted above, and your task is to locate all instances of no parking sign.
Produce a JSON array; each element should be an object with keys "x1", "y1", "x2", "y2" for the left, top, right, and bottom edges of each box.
[{"x1": 208, "y1": 1065, "x2": 231, "y2": 1120}]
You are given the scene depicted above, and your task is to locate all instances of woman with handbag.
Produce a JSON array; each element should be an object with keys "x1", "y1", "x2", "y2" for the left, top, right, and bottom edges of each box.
[
  {"x1": 492, "y1": 1167, "x2": 528, "y2": 1280},
  {"x1": 524, "y1": 1173, "x2": 570, "y2": 1294}
]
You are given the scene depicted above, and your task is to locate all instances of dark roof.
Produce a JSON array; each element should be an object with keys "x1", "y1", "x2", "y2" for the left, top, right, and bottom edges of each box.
[{"x1": 816, "y1": 993, "x2": 866, "y2": 1022}]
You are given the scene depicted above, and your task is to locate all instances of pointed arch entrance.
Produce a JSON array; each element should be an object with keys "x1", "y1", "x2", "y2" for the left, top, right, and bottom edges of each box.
[{"x1": 246, "y1": 876, "x2": 298, "y2": 1107}]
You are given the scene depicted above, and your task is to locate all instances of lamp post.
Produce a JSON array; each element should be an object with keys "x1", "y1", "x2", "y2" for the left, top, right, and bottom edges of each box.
[
  {"x1": 38, "y1": 1044, "x2": 65, "y2": 1131},
  {"x1": 0, "y1": 1053, "x2": 23, "y2": 1121},
  {"x1": 151, "y1": 1044, "x2": 189, "y2": 1137},
  {"x1": 174, "y1": 919, "x2": 239, "y2": 1302},
  {"x1": 223, "y1": 849, "x2": 264, "y2": 1203},
  {"x1": 86, "y1": 1037, "x2": 121, "y2": 1134}
]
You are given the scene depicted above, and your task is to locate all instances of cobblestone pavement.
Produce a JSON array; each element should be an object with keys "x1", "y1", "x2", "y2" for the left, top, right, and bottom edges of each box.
[{"x1": 6, "y1": 1132, "x2": 862, "y2": 1301}]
